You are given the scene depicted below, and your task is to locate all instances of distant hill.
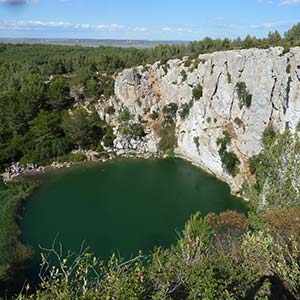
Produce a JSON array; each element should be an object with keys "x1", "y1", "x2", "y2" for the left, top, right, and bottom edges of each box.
[{"x1": 0, "y1": 38, "x2": 190, "y2": 48}]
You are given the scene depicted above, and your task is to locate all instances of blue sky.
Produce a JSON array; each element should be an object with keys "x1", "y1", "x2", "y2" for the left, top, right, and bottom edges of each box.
[{"x1": 0, "y1": 0, "x2": 299, "y2": 40}]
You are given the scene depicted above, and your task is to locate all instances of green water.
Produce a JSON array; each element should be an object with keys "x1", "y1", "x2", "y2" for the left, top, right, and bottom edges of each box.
[{"x1": 21, "y1": 158, "x2": 247, "y2": 262}]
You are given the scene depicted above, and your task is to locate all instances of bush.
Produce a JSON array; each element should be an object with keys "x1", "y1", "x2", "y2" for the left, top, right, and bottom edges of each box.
[
  {"x1": 119, "y1": 123, "x2": 146, "y2": 138},
  {"x1": 221, "y1": 151, "x2": 240, "y2": 176},
  {"x1": 158, "y1": 122, "x2": 176, "y2": 152},
  {"x1": 192, "y1": 84, "x2": 203, "y2": 100},
  {"x1": 105, "y1": 106, "x2": 115, "y2": 115},
  {"x1": 249, "y1": 154, "x2": 261, "y2": 174},
  {"x1": 150, "y1": 110, "x2": 159, "y2": 120},
  {"x1": 236, "y1": 82, "x2": 252, "y2": 108},
  {"x1": 181, "y1": 70, "x2": 187, "y2": 81},
  {"x1": 119, "y1": 107, "x2": 131, "y2": 122},
  {"x1": 184, "y1": 58, "x2": 192, "y2": 67},
  {"x1": 162, "y1": 103, "x2": 178, "y2": 122},
  {"x1": 179, "y1": 101, "x2": 193, "y2": 119},
  {"x1": 217, "y1": 131, "x2": 240, "y2": 176},
  {"x1": 56, "y1": 153, "x2": 86, "y2": 163},
  {"x1": 102, "y1": 126, "x2": 116, "y2": 147},
  {"x1": 262, "y1": 125, "x2": 276, "y2": 144},
  {"x1": 234, "y1": 117, "x2": 244, "y2": 128}
]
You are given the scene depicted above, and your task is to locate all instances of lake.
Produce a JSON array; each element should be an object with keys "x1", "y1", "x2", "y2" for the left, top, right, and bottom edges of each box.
[{"x1": 21, "y1": 158, "x2": 247, "y2": 263}]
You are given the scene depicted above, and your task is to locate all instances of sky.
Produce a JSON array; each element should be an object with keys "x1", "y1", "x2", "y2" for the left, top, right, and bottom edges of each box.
[{"x1": 0, "y1": 0, "x2": 299, "y2": 41}]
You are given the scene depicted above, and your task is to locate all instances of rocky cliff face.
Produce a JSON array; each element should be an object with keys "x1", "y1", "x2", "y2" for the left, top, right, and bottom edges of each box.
[{"x1": 97, "y1": 47, "x2": 300, "y2": 194}]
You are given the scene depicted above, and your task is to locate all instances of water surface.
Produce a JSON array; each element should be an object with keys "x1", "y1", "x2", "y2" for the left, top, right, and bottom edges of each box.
[{"x1": 21, "y1": 158, "x2": 247, "y2": 260}]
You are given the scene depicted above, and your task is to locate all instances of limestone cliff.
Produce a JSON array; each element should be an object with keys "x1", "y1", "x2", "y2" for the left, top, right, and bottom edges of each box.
[{"x1": 97, "y1": 47, "x2": 300, "y2": 194}]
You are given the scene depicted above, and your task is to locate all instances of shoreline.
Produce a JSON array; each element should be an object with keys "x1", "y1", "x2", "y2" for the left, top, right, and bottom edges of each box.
[{"x1": 1, "y1": 151, "x2": 248, "y2": 203}]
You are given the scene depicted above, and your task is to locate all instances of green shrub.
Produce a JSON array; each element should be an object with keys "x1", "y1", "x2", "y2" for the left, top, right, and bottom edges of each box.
[
  {"x1": 192, "y1": 84, "x2": 203, "y2": 100},
  {"x1": 130, "y1": 123, "x2": 146, "y2": 137},
  {"x1": 56, "y1": 153, "x2": 86, "y2": 163},
  {"x1": 217, "y1": 131, "x2": 240, "y2": 176},
  {"x1": 105, "y1": 106, "x2": 115, "y2": 115},
  {"x1": 119, "y1": 107, "x2": 131, "y2": 122},
  {"x1": 221, "y1": 151, "x2": 240, "y2": 176},
  {"x1": 184, "y1": 58, "x2": 192, "y2": 67},
  {"x1": 181, "y1": 70, "x2": 187, "y2": 81},
  {"x1": 234, "y1": 117, "x2": 244, "y2": 128},
  {"x1": 158, "y1": 122, "x2": 176, "y2": 152},
  {"x1": 262, "y1": 125, "x2": 276, "y2": 144},
  {"x1": 247, "y1": 131, "x2": 300, "y2": 209},
  {"x1": 179, "y1": 101, "x2": 193, "y2": 119},
  {"x1": 245, "y1": 94, "x2": 252, "y2": 108},
  {"x1": 102, "y1": 126, "x2": 116, "y2": 147},
  {"x1": 150, "y1": 110, "x2": 159, "y2": 120},
  {"x1": 189, "y1": 58, "x2": 201, "y2": 72},
  {"x1": 249, "y1": 154, "x2": 261, "y2": 174},
  {"x1": 236, "y1": 82, "x2": 252, "y2": 109},
  {"x1": 162, "y1": 103, "x2": 178, "y2": 122}
]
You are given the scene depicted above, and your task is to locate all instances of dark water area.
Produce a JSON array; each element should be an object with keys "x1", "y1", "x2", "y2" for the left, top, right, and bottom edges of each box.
[{"x1": 20, "y1": 158, "x2": 247, "y2": 280}]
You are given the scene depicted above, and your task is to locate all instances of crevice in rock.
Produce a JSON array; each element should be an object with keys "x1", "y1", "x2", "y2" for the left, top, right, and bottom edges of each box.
[
  {"x1": 210, "y1": 72, "x2": 223, "y2": 102},
  {"x1": 238, "y1": 53, "x2": 255, "y2": 79},
  {"x1": 269, "y1": 77, "x2": 278, "y2": 122}
]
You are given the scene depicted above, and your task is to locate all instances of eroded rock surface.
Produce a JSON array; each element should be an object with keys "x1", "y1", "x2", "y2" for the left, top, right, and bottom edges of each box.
[{"x1": 97, "y1": 47, "x2": 300, "y2": 193}]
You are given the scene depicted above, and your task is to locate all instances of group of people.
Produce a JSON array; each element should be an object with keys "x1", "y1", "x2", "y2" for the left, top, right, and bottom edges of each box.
[{"x1": 1, "y1": 162, "x2": 45, "y2": 182}]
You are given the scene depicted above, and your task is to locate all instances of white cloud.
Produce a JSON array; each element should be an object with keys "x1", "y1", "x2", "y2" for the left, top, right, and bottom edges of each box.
[
  {"x1": 258, "y1": 0, "x2": 300, "y2": 5},
  {"x1": 0, "y1": 20, "x2": 128, "y2": 31},
  {"x1": 279, "y1": 0, "x2": 300, "y2": 4},
  {"x1": 0, "y1": 0, "x2": 26, "y2": 4},
  {"x1": 249, "y1": 20, "x2": 294, "y2": 29}
]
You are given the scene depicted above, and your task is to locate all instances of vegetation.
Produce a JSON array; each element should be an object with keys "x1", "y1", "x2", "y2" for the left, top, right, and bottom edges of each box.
[
  {"x1": 14, "y1": 209, "x2": 300, "y2": 300},
  {"x1": 118, "y1": 107, "x2": 132, "y2": 122},
  {"x1": 119, "y1": 122, "x2": 146, "y2": 138},
  {"x1": 150, "y1": 110, "x2": 159, "y2": 120},
  {"x1": 179, "y1": 101, "x2": 193, "y2": 119},
  {"x1": 234, "y1": 117, "x2": 244, "y2": 129},
  {"x1": 62, "y1": 108, "x2": 105, "y2": 150},
  {"x1": 158, "y1": 122, "x2": 177, "y2": 153},
  {"x1": 217, "y1": 131, "x2": 240, "y2": 176},
  {"x1": 55, "y1": 153, "x2": 87, "y2": 163},
  {"x1": 2, "y1": 22, "x2": 300, "y2": 299},
  {"x1": 246, "y1": 130, "x2": 300, "y2": 210},
  {"x1": 1, "y1": 23, "x2": 300, "y2": 170},
  {"x1": 180, "y1": 69, "x2": 187, "y2": 81},
  {"x1": 192, "y1": 84, "x2": 203, "y2": 100},
  {"x1": 235, "y1": 81, "x2": 252, "y2": 109},
  {"x1": 102, "y1": 126, "x2": 116, "y2": 148},
  {"x1": 0, "y1": 181, "x2": 36, "y2": 283},
  {"x1": 162, "y1": 103, "x2": 178, "y2": 122},
  {"x1": 262, "y1": 124, "x2": 276, "y2": 144}
]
